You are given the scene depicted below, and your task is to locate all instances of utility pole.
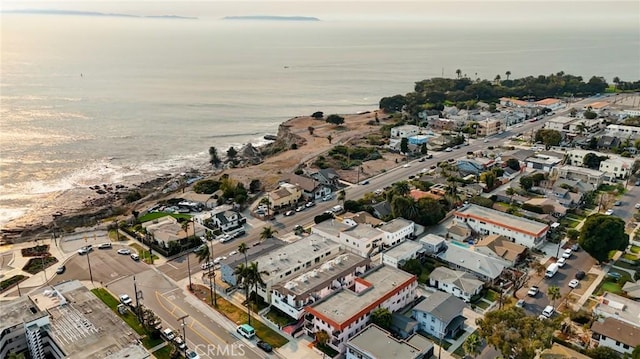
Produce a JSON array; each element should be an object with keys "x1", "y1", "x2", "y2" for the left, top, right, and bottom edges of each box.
[
  {"x1": 133, "y1": 276, "x2": 142, "y2": 322},
  {"x1": 87, "y1": 250, "x2": 94, "y2": 284},
  {"x1": 209, "y1": 241, "x2": 217, "y2": 306},
  {"x1": 186, "y1": 252, "x2": 192, "y2": 291},
  {"x1": 177, "y1": 315, "x2": 189, "y2": 348},
  {"x1": 42, "y1": 255, "x2": 48, "y2": 284}
]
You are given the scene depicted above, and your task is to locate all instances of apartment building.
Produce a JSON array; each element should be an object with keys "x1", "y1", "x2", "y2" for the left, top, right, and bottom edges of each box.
[
  {"x1": 312, "y1": 220, "x2": 384, "y2": 257},
  {"x1": 304, "y1": 265, "x2": 417, "y2": 353},
  {"x1": 382, "y1": 240, "x2": 425, "y2": 268},
  {"x1": 428, "y1": 267, "x2": 483, "y2": 303},
  {"x1": 219, "y1": 237, "x2": 287, "y2": 286},
  {"x1": 477, "y1": 119, "x2": 502, "y2": 137},
  {"x1": 605, "y1": 124, "x2": 640, "y2": 139},
  {"x1": 270, "y1": 253, "x2": 371, "y2": 320},
  {"x1": 453, "y1": 204, "x2": 549, "y2": 248},
  {"x1": 552, "y1": 165, "x2": 604, "y2": 188},
  {"x1": 566, "y1": 149, "x2": 633, "y2": 179},
  {"x1": 266, "y1": 183, "x2": 302, "y2": 208},
  {"x1": 378, "y1": 218, "x2": 415, "y2": 248}
]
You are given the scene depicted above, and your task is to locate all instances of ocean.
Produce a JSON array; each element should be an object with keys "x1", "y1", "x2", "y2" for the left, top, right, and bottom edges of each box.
[{"x1": 1, "y1": 11, "x2": 639, "y2": 228}]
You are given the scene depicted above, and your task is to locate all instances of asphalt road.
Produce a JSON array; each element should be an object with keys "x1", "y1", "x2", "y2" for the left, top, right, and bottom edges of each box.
[
  {"x1": 53, "y1": 247, "x2": 148, "y2": 285},
  {"x1": 108, "y1": 269, "x2": 270, "y2": 359}
]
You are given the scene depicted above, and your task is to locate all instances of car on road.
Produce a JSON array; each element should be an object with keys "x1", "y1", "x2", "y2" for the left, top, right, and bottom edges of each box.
[
  {"x1": 162, "y1": 328, "x2": 176, "y2": 341},
  {"x1": 605, "y1": 209, "x2": 614, "y2": 215},
  {"x1": 568, "y1": 279, "x2": 580, "y2": 289},
  {"x1": 542, "y1": 305, "x2": 555, "y2": 318},
  {"x1": 295, "y1": 206, "x2": 305, "y2": 212},
  {"x1": 185, "y1": 350, "x2": 200, "y2": 359},
  {"x1": 322, "y1": 195, "x2": 333, "y2": 201},
  {"x1": 516, "y1": 299, "x2": 525, "y2": 308},
  {"x1": 614, "y1": 201, "x2": 622, "y2": 206},
  {"x1": 483, "y1": 139, "x2": 489, "y2": 143},
  {"x1": 575, "y1": 270, "x2": 586, "y2": 280},
  {"x1": 117, "y1": 248, "x2": 131, "y2": 255},
  {"x1": 557, "y1": 257, "x2": 566, "y2": 267},
  {"x1": 130, "y1": 253, "x2": 140, "y2": 261},
  {"x1": 201, "y1": 261, "x2": 215, "y2": 270},
  {"x1": 636, "y1": 180, "x2": 640, "y2": 186},
  {"x1": 229, "y1": 250, "x2": 238, "y2": 256},
  {"x1": 119, "y1": 294, "x2": 132, "y2": 306},
  {"x1": 562, "y1": 248, "x2": 572, "y2": 259},
  {"x1": 284, "y1": 210, "x2": 295, "y2": 216},
  {"x1": 571, "y1": 244, "x2": 580, "y2": 252},
  {"x1": 402, "y1": 164, "x2": 410, "y2": 168},
  {"x1": 426, "y1": 154, "x2": 433, "y2": 159},
  {"x1": 444, "y1": 147, "x2": 453, "y2": 152},
  {"x1": 527, "y1": 286, "x2": 539, "y2": 297},
  {"x1": 98, "y1": 243, "x2": 112, "y2": 249},
  {"x1": 78, "y1": 245, "x2": 93, "y2": 255},
  {"x1": 213, "y1": 257, "x2": 223, "y2": 264},
  {"x1": 56, "y1": 265, "x2": 66, "y2": 274},
  {"x1": 359, "y1": 180, "x2": 370, "y2": 185},
  {"x1": 257, "y1": 340, "x2": 273, "y2": 353},
  {"x1": 305, "y1": 201, "x2": 316, "y2": 208}
]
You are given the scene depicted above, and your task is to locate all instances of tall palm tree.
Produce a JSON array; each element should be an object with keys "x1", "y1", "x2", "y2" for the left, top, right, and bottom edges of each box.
[
  {"x1": 259, "y1": 226, "x2": 278, "y2": 241},
  {"x1": 247, "y1": 261, "x2": 267, "y2": 308},
  {"x1": 238, "y1": 242, "x2": 248, "y2": 268},
  {"x1": 195, "y1": 242, "x2": 217, "y2": 305},
  {"x1": 494, "y1": 74, "x2": 501, "y2": 84},
  {"x1": 463, "y1": 333, "x2": 481, "y2": 358},
  {"x1": 455, "y1": 69, "x2": 462, "y2": 79},
  {"x1": 234, "y1": 263, "x2": 252, "y2": 324},
  {"x1": 180, "y1": 220, "x2": 190, "y2": 240},
  {"x1": 259, "y1": 196, "x2": 271, "y2": 217},
  {"x1": 505, "y1": 70, "x2": 511, "y2": 80},
  {"x1": 392, "y1": 181, "x2": 411, "y2": 197},
  {"x1": 547, "y1": 286, "x2": 561, "y2": 308}
]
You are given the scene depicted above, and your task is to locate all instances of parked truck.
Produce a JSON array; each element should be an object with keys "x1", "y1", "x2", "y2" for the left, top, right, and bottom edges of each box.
[{"x1": 545, "y1": 263, "x2": 559, "y2": 278}]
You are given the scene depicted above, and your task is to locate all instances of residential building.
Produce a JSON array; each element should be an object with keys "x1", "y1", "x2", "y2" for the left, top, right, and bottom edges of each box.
[
  {"x1": 371, "y1": 201, "x2": 392, "y2": 219},
  {"x1": 597, "y1": 136, "x2": 621, "y2": 151},
  {"x1": 622, "y1": 280, "x2": 640, "y2": 300},
  {"x1": 445, "y1": 224, "x2": 472, "y2": 242},
  {"x1": 475, "y1": 234, "x2": 528, "y2": 266},
  {"x1": 312, "y1": 220, "x2": 384, "y2": 257},
  {"x1": 281, "y1": 173, "x2": 332, "y2": 201},
  {"x1": 477, "y1": 119, "x2": 502, "y2": 137},
  {"x1": 266, "y1": 183, "x2": 302, "y2": 209},
  {"x1": 342, "y1": 211, "x2": 385, "y2": 227},
  {"x1": 591, "y1": 317, "x2": 640, "y2": 356},
  {"x1": 142, "y1": 215, "x2": 206, "y2": 247},
  {"x1": 304, "y1": 266, "x2": 417, "y2": 353},
  {"x1": 345, "y1": 324, "x2": 433, "y2": 359},
  {"x1": 0, "y1": 281, "x2": 148, "y2": 359},
  {"x1": 391, "y1": 125, "x2": 420, "y2": 139},
  {"x1": 457, "y1": 157, "x2": 496, "y2": 175},
  {"x1": 544, "y1": 116, "x2": 575, "y2": 132},
  {"x1": 428, "y1": 267, "x2": 484, "y2": 302},
  {"x1": 310, "y1": 168, "x2": 341, "y2": 189},
  {"x1": 553, "y1": 165, "x2": 604, "y2": 188},
  {"x1": 411, "y1": 291, "x2": 467, "y2": 339},
  {"x1": 535, "y1": 98, "x2": 564, "y2": 110},
  {"x1": 453, "y1": 204, "x2": 549, "y2": 248},
  {"x1": 565, "y1": 149, "x2": 603, "y2": 167},
  {"x1": 524, "y1": 198, "x2": 567, "y2": 218},
  {"x1": 593, "y1": 292, "x2": 640, "y2": 328},
  {"x1": 378, "y1": 218, "x2": 415, "y2": 247},
  {"x1": 219, "y1": 237, "x2": 287, "y2": 286},
  {"x1": 568, "y1": 118, "x2": 602, "y2": 134},
  {"x1": 382, "y1": 241, "x2": 425, "y2": 268},
  {"x1": 270, "y1": 253, "x2": 370, "y2": 320},
  {"x1": 420, "y1": 234, "x2": 447, "y2": 254},
  {"x1": 600, "y1": 157, "x2": 633, "y2": 179},
  {"x1": 525, "y1": 154, "x2": 563, "y2": 172},
  {"x1": 211, "y1": 210, "x2": 243, "y2": 231},
  {"x1": 436, "y1": 244, "x2": 509, "y2": 282}
]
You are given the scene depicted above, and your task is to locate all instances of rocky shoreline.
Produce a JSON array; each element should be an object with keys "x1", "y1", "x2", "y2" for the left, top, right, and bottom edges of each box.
[{"x1": 1, "y1": 116, "x2": 308, "y2": 243}]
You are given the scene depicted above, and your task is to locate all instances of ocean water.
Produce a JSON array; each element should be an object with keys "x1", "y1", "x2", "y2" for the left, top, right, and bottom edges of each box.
[{"x1": 1, "y1": 12, "x2": 639, "y2": 228}]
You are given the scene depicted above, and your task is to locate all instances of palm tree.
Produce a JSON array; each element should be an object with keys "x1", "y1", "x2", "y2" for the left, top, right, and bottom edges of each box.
[
  {"x1": 505, "y1": 70, "x2": 511, "y2": 80},
  {"x1": 613, "y1": 76, "x2": 620, "y2": 89},
  {"x1": 238, "y1": 242, "x2": 248, "y2": 268},
  {"x1": 180, "y1": 220, "x2": 190, "y2": 240},
  {"x1": 463, "y1": 333, "x2": 481, "y2": 358},
  {"x1": 195, "y1": 244, "x2": 210, "y2": 263},
  {"x1": 392, "y1": 181, "x2": 411, "y2": 197},
  {"x1": 259, "y1": 196, "x2": 271, "y2": 217},
  {"x1": 195, "y1": 242, "x2": 217, "y2": 305},
  {"x1": 234, "y1": 263, "x2": 251, "y2": 324},
  {"x1": 337, "y1": 189, "x2": 346, "y2": 205},
  {"x1": 246, "y1": 261, "x2": 267, "y2": 308},
  {"x1": 575, "y1": 122, "x2": 587, "y2": 136},
  {"x1": 494, "y1": 74, "x2": 501, "y2": 84},
  {"x1": 506, "y1": 187, "x2": 516, "y2": 204},
  {"x1": 455, "y1": 69, "x2": 462, "y2": 79},
  {"x1": 547, "y1": 286, "x2": 561, "y2": 308},
  {"x1": 259, "y1": 226, "x2": 278, "y2": 241}
]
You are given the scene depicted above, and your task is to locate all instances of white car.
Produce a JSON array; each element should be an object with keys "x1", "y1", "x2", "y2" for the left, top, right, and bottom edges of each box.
[
  {"x1": 77, "y1": 245, "x2": 93, "y2": 255},
  {"x1": 213, "y1": 257, "x2": 222, "y2": 264},
  {"x1": 229, "y1": 250, "x2": 238, "y2": 256},
  {"x1": 185, "y1": 350, "x2": 200, "y2": 359},
  {"x1": 542, "y1": 305, "x2": 555, "y2": 318},
  {"x1": 568, "y1": 279, "x2": 580, "y2": 288},
  {"x1": 402, "y1": 164, "x2": 410, "y2": 168},
  {"x1": 562, "y1": 248, "x2": 572, "y2": 259},
  {"x1": 635, "y1": 203, "x2": 640, "y2": 209},
  {"x1": 119, "y1": 294, "x2": 132, "y2": 306},
  {"x1": 117, "y1": 248, "x2": 131, "y2": 255},
  {"x1": 527, "y1": 286, "x2": 539, "y2": 297},
  {"x1": 201, "y1": 261, "x2": 214, "y2": 270},
  {"x1": 605, "y1": 209, "x2": 614, "y2": 215},
  {"x1": 445, "y1": 147, "x2": 453, "y2": 152},
  {"x1": 557, "y1": 257, "x2": 566, "y2": 267}
]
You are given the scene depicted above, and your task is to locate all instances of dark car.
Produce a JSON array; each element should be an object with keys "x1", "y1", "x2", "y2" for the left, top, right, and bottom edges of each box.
[
  {"x1": 257, "y1": 341, "x2": 273, "y2": 353},
  {"x1": 575, "y1": 270, "x2": 586, "y2": 280},
  {"x1": 56, "y1": 265, "x2": 66, "y2": 274}
]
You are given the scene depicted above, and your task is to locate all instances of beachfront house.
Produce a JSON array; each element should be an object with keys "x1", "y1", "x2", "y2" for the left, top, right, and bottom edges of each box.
[
  {"x1": 266, "y1": 183, "x2": 302, "y2": 209},
  {"x1": 281, "y1": 173, "x2": 332, "y2": 201}
]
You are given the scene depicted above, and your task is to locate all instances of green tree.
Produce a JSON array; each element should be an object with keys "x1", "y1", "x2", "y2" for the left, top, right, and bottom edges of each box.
[
  {"x1": 370, "y1": 307, "x2": 392, "y2": 330},
  {"x1": 400, "y1": 138, "x2": 409, "y2": 154},
  {"x1": 337, "y1": 189, "x2": 346, "y2": 204},
  {"x1": 506, "y1": 158, "x2": 520, "y2": 171},
  {"x1": 569, "y1": 107, "x2": 578, "y2": 117},
  {"x1": 249, "y1": 179, "x2": 261, "y2": 193},
  {"x1": 587, "y1": 346, "x2": 623, "y2": 359},
  {"x1": 631, "y1": 345, "x2": 640, "y2": 359},
  {"x1": 314, "y1": 212, "x2": 334, "y2": 224},
  {"x1": 259, "y1": 226, "x2": 278, "y2": 241},
  {"x1": 227, "y1": 146, "x2": 238, "y2": 159},
  {"x1": 584, "y1": 110, "x2": 598, "y2": 119},
  {"x1": 463, "y1": 332, "x2": 481, "y2": 358},
  {"x1": 420, "y1": 142, "x2": 428, "y2": 155},
  {"x1": 315, "y1": 330, "x2": 330, "y2": 351},
  {"x1": 456, "y1": 69, "x2": 462, "y2": 79},
  {"x1": 246, "y1": 261, "x2": 267, "y2": 308},
  {"x1": 476, "y1": 307, "x2": 556, "y2": 359},
  {"x1": 535, "y1": 129, "x2": 562, "y2": 149},
  {"x1": 481, "y1": 171, "x2": 497, "y2": 189},
  {"x1": 209, "y1": 146, "x2": 221, "y2": 167},
  {"x1": 379, "y1": 94, "x2": 406, "y2": 113},
  {"x1": 469, "y1": 195, "x2": 494, "y2": 208},
  {"x1": 308, "y1": 126, "x2": 315, "y2": 135},
  {"x1": 506, "y1": 187, "x2": 516, "y2": 203},
  {"x1": 311, "y1": 111, "x2": 324, "y2": 119},
  {"x1": 547, "y1": 286, "x2": 561, "y2": 307},
  {"x1": 505, "y1": 70, "x2": 511, "y2": 80},
  {"x1": 494, "y1": 74, "x2": 501, "y2": 84},
  {"x1": 579, "y1": 214, "x2": 629, "y2": 262},
  {"x1": 584, "y1": 152, "x2": 608, "y2": 169},
  {"x1": 567, "y1": 229, "x2": 579, "y2": 241},
  {"x1": 575, "y1": 122, "x2": 587, "y2": 136},
  {"x1": 520, "y1": 176, "x2": 534, "y2": 191},
  {"x1": 400, "y1": 258, "x2": 423, "y2": 276},
  {"x1": 392, "y1": 181, "x2": 411, "y2": 197},
  {"x1": 234, "y1": 263, "x2": 252, "y2": 325},
  {"x1": 326, "y1": 114, "x2": 345, "y2": 126},
  {"x1": 7, "y1": 352, "x2": 26, "y2": 359}
]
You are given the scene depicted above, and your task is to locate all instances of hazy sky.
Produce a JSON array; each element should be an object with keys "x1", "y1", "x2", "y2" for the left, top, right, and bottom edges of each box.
[{"x1": 2, "y1": 1, "x2": 639, "y2": 27}]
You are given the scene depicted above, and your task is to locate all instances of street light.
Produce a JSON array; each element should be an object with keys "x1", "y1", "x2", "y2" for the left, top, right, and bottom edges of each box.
[
  {"x1": 87, "y1": 249, "x2": 94, "y2": 284},
  {"x1": 177, "y1": 315, "x2": 189, "y2": 348},
  {"x1": 209, "y1": 241, "x2": 217, "y2": 306}
]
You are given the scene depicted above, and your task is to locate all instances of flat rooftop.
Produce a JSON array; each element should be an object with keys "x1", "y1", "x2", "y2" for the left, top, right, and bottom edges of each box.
[
  {"x1": 455, "y1": 204, "x2": 548, "y2": 237},
  {"x1": 558, "y1": 165, "x2": 604, "y2": 176},
  {"x1": 379, "y1": 218, "x2": 413, "y2": 233},
  {"x1": 221, "y1": 237, "x2": 287, "y2": 269},
  {"x1": 347, "y1": 325, "x2": 427, "y2": 359},
  {"x1": 594, "y1": 292, "x2": 640, "y2": 326},
  {"x1": 48, "y1": 281, "x2": 145, "y2": 359},
  {"x1": 548, "y1": 116, "x2": 575, "y2": 124},
  {"x1": 0, "y1": 295, "x2": 47, "y2": 330},
  {"x1": 313, "y1": 221, "x2": 383, "y2": 241},
  {"x1": 307, "y1": 265, "x2": 415, "y2": 330},
  {"x1": 384, "y1": 240, "x2": 424, "y2": 259},
  {"x1": 273, "y1": 252, "x2": 370, "y2": 299},
  {"x1": 253, "y1": 234, "x2": 341, "y2": 278}
]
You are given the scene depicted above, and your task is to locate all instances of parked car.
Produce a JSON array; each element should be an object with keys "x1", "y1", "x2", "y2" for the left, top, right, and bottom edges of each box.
[
  {"x1": 173, "y1": 336, "x2": 187, "y2": 350},
  {"x1": 257, "y1": 341, "x2": 273, "y2": 353},
  {"x1": 568, "y1": 279, "x2": 580, "y2": 289},
  {"x1": 527, "y1": 286, "x2": 539, "y2": 297},
  {"x1": 305, "y1": 201, "x2": 315, "y2": 208},
  {"x1": 119, "y1": 294, "x2": 132, "y2": 306},
  {"x1": 614, "y1": 201, "x2": 622, "y2": 206},
  {"x1": 284, "y1": 210, "x2": 295, "y2": 216},
  {"x1": 571, "y1": 244, "x2": 580, "y2": 251},
  {"x1": 557, "y1": 257, "x2": 566, "y2": 267},
  {"x1": 562, "y1": 248, "x2": 572, "y2": 259},
  {"x1": 542, "y1": 305, "x2": 555, "y2": 318},
  {"x1": 130, "y1": 253, "x2": 140, "y2": 261},
  {"x1": 162, "y1": 328, "x2": 176, "y2": 341},
  {"x1": 98, "y1": 243, "x2": 112, "y2": 249},
  {"x1": 295, "y1": 206, "x2": 305, "y2": 212},
  {"x1": 445, "y1": 147, "x2": 453, "y2": 152},
  {"x1": 78, "y1": 245, "x2": 93, "y2": 255},
  {"x1": 185, "y1": 350, "x2": 200, "y2": 359},
  {"x1": 605, "y1": 209, "x2": 614, "y2": 215},
  {"x1": 516, "y1": 299, "x2": 525, "y2": 308},
  {"x1": 193, "y1": 244, "x2": 207, "y2": 253},
  {"x1": 117, "y1": 248, "x2": 131, "y2": 255},
  {"x1": 56, "y1": 265, "x2": 66, "y2": 274}
]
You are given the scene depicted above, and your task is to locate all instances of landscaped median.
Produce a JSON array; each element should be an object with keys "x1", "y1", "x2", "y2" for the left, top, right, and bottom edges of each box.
[{"x1": 191, "y1": 284, "x2": 289, "y2": 348}]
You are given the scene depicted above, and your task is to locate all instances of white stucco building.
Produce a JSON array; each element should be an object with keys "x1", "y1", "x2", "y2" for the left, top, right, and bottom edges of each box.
[
  {"x1": 312, "y1": 220, "x2": 384, "y2": 257},
  {"x1": 390, "y1": 125, "x2": 420, "y2": 139},
  {"x1": 378, "y1": 218, "x2": 415, "y2": 248}
]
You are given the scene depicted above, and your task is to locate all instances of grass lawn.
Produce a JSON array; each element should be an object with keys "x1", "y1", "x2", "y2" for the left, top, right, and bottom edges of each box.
[
  {"x1": 91, "y1": 288, "x2": 145, "y2": 336},
  {"x1": 419, "y1": 331, "x2": 452, "y2": 350},
  {"x1": 129, "y1": 243, "x2": 159, "y2": 263},
  {"x1": 560, "y1": 219, "x2": 579, "y2": 228},
  {"x1": 191, "y1": 285, "x2": 288, "y2": 348},
  {"x1": 595, "y1": 271, "x2": 632, "y2": 296},
  {"x1": 474, "y1": 300, "x2": 490, "y2": 310},
  {"x1": 23, "y1": 256, "x2": 59, "y2": 275},
  {"x1": 483, "y1": 289, "x2": 499, "y2": 302},
  {"x1": 566, "y1": 214, "x2": 585, "y2": 221},
  {"x1": 266, "y1": 307, "x2": 296, "y2": 327},
  {"x1": 622, "y1": 253, "x2": 639, "y2": 261},
  {"x1": 151, "y1": 345, "x2": 173, "y2": 359},
  {"x1": 0, "y1": 274, "x2": 27, "y2": 293},
  {"x1": 631, "y1": 246, "x2": 640, "y2": 254},
  {"x1": 138, "y1": 212, "x2": 192, "y2": 223},
  {"x1": 141, "y1": 336, "x2": 164, "y2": 348}
]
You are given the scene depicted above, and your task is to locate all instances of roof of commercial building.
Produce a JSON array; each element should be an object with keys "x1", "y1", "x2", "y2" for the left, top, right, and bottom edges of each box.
[
  {"x1": 455, "y1": 204, "x2": 549, "y2": 237},
  {"x1": 346, "y1": 325, "x2": 430, "y2": 359},
  {"x1": 591, "y1": 317, "x2": 640, "y2": 347},
  {"x1": 0, "y1": 295, "x2": 47, "y2": 331},
  {"x1": 306, "y1": 266, "x2": 416, "y2": 330},
  {"x1": 546, "y1": 116, "x2": 575, "y2": 124},
  {"x1": 272, "y1": 252, "x2": 370, "y2": 299},
  {"x1": 313, "y1": 220, "x2": 384, "y2": 241},
  {"x1": 383, "y1": 240, "x2": 425, "y2": 259},
  {"x1": 220, "y1": 237, "x2": 287, "y2": 270},
  {"x1": 412, "y1": 291, "x2": 466, "y2": 324},
  {"x1": 379, "y1": 218, "x2": 414, "y2": 234}
]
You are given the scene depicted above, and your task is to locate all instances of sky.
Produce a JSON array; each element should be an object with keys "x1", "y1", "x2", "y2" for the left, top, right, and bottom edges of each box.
[{"x1": 2, "y1": 0, "x2": 639, "y2": 27}]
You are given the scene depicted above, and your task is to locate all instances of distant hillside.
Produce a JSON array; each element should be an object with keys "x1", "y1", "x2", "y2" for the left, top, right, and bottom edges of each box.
[
  {"x1": 223, "y1": 15, "x2": 320, "y2": 21},
  {"x1": 2, "y1": 9, "x2": 197, "y2": 20}
]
